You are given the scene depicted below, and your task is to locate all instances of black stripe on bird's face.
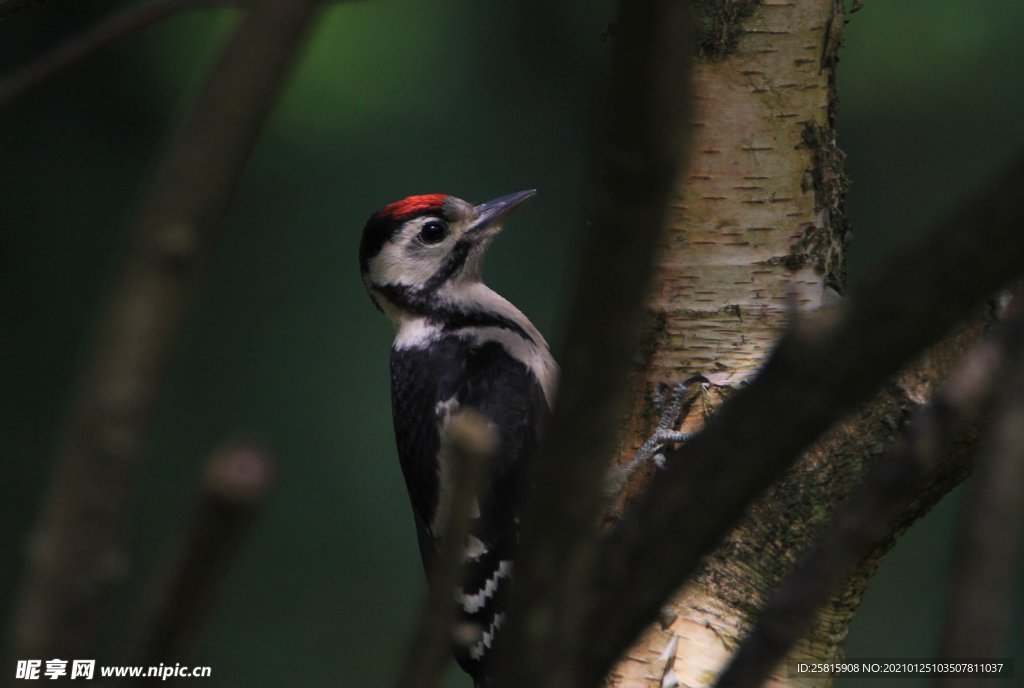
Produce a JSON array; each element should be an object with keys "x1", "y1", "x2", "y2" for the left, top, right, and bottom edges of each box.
[
  {"x1": 359, "y1": 194, "x2": 454, "y2": 274},
  {"x1": 372, "y1": 283, "x2": 535, "y2": 344},
  {"x1": 360, "y1": 208, "x2": 443, "y2": 276},
  {"x1": 360, "y1": 197, "x2": 480, "y2": 294},
  {"x1": 423, "y1": 238, "x2": 474, "y2": 292}
]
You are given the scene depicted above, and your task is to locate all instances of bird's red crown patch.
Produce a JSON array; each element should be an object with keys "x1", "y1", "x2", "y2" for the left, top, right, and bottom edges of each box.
[{"x1": 379, "y1": 194, "x2": 448, "y2": 219}]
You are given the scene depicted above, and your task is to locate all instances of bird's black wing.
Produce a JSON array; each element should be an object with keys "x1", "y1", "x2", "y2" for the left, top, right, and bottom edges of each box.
[
  {"x1": 448, "y1": 339, "x2": 547, "y2": 683},
  {"x1": 390, "y1": 336, "x2": 548, "y2": 684},
  {"x1": 390, "y1": 337, "x2": 463, "y2": 572}
]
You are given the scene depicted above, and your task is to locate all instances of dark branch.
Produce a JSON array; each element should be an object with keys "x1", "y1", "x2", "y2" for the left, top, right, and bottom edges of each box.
[
  {"x1": 583, "y1": 154, "x2": 1024, "y2": 685},
  {"x1": 392, "y1": 411, "x2": 493, "y2": 688},
  {"x1": 495, "y1": 1, "x2": 695, "y2": 687},
  {"x1": 6, "y1": 0, "x2": 319, "y2": 661},
  {"x1": 935, "y1": 329, "x2": 1024, "y2": 687},
  {"x1": 715, "y1": 308, "x2": 1024, "y2": 688},
  {"x1": 128, "y1": 440, "x2": 275, "y2": 669},
  {"x1": 0, "y1": 0, "x2": 242, "y2": 108}
]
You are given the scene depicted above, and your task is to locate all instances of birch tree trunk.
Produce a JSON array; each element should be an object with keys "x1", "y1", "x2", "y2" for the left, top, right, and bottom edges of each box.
[{"x1": 606, "y1": 1, "x2": 973, "y2": 685}]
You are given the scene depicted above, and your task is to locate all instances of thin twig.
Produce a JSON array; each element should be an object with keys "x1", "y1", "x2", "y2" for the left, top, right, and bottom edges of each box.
[
  {"x1": 127, "y1": 440, "x2": 275, "y2": 671},
  {"x1": 715, "y1": 309, "x2": 1024, "y2": 688},
  {"x1": 0, "y1": 0, "x2": 243, "y2": 108},
  {"x1": 495, "y1": 2, "x2": 695, "y2": 687},
  {"x1": 392, "y1": 411, "x2": 494, "y2": 688},
  {"x1": 583, "y1": 154, "x2": 1024, "y2": 686},
  {"x1": 6, "y1": 0, "x2": 319, "y2": 661},
  {"x1": 934, "y1": 345, "x2": 1024, "y2": 688}
]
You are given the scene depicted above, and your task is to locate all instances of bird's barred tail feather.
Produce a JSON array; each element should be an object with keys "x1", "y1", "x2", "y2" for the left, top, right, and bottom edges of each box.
[{"x1": 453, "y1": 539, "x2": 514, "y2": 686}]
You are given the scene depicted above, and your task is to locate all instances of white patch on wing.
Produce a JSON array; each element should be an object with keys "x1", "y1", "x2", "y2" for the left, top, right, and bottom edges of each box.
[
  {"x1": 459, "y1": 560, "x2": 513, "y2": 614},
  {"x1": 468, "y1": 325, "x2": 558, "y2": 406},
  {"x1": 393, "y1": 315, "x2": 440, "y2": 350},
  {"x1": 469, "y1": 612, "x2": 507, "y2": 660},
  {"x1": 438, "y1": 282, "x2": 560, "y2": 405}
]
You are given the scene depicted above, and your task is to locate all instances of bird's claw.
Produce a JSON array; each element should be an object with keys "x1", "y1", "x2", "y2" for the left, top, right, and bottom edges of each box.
[{"x1": 629, "y1": 376, "x2": 706, "y2": 470}]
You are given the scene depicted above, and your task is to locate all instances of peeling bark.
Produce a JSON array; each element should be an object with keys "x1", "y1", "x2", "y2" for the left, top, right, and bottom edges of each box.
[
  {"x1": 611, "y1": 2, "x2": 845, "y2": 682},
  {"x1": 618, "y1": 0, "x2": 843, "y2": 503},
  {"x1": 606, "y1": 0, "x2": 982, "y2": 685}
]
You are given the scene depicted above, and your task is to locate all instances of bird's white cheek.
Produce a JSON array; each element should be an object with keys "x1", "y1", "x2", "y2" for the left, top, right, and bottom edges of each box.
[{"x1": 371, "y1": 243, "x2": 444, "y2": 287}]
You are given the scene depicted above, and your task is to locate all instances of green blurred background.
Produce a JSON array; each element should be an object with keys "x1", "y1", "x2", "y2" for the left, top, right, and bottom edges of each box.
[{"x1": 1, "y1": 1, "x2": 1021, "y2": 686}]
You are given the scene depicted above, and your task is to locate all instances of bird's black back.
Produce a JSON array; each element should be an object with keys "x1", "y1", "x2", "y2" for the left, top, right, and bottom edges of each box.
[{"x1": 390, "y1": 334, "x2": 548, "y2": 683}]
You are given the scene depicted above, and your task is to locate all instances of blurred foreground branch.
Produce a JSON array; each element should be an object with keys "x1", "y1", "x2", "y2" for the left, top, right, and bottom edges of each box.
[
  {"x1": 128, "y1": 440, "x2": 275, "y2": 670},
  {"x1": 392, "y1": 411, "x2": 493, "y2": 688},
  {"x1": 496, "y1": 1, "x2": 695, "y2": 687},
  {"x1": 7, "y1": 0, "x2": 319, "y2": 661},
  {"x1": 717, "y1": 307, "x2": 1024, "y2": 688},
  {"x1": 0, "y1": 0, "x2": 243, "y2": 108},
  {"x1": 583, "y1": 154, "x2": 1024, "y2": 684},
  {"x1": 935, "y1": 325, "x2": 1024, "y2": 687}
]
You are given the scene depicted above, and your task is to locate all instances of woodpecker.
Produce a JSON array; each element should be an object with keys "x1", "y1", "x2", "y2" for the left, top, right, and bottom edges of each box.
[{"x1": 359, "y1": 190, "x2": 557, "y2": 685}]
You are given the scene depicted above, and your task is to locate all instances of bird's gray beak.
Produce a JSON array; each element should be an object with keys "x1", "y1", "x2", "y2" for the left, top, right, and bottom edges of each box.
[{"x1": 468, "y1": 189, "x2": 537, "y2": 236}]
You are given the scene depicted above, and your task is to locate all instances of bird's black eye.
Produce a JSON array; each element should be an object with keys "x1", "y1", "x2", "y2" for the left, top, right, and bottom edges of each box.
[{"x1": 419, "y1": 221, "x2": 449, "y2": 244}]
